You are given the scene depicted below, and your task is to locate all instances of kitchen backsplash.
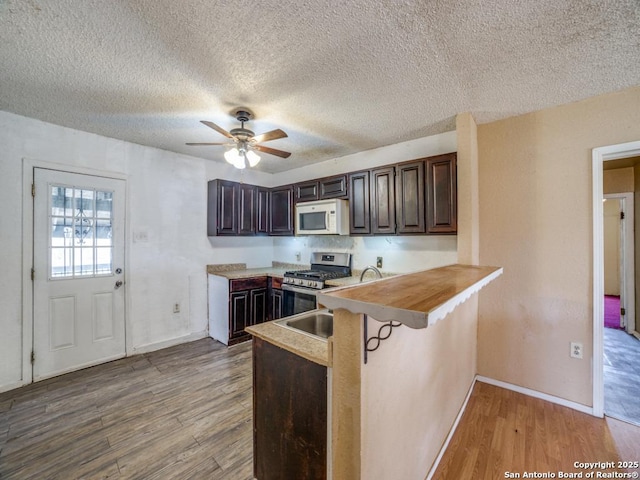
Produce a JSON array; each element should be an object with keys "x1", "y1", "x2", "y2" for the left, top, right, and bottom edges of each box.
[{"x1": 273, "y1": 235, "x2": 457, "y2": 273}]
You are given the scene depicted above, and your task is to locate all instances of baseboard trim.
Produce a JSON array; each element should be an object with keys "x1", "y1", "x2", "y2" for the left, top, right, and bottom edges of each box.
[
  {"x1": 476, "y1": 375, "x2": 594, "y2": 415},
  {"x1": 132, "y1": 330, "x2": 209, "y2": 355},
  {"x1": 0, "y1": 380, "x2": 29, "y2": 394},
  {"x1": 425, "y1": 376, "x2": 477, "y2": 480}
]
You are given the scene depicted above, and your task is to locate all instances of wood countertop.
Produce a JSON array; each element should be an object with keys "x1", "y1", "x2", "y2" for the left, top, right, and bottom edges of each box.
[
  {"x1": 245, "y1": 321, "x2": 330, "y2": 367},
  {"x1": 317, "y1": 264, "x2": 503, "y2": 329}
]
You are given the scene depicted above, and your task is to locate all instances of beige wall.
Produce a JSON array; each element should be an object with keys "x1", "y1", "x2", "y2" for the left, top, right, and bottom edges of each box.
[
  {"x1": 476, "y1": 86, "x2": 640, "y2": 405},
  {"x1": 360, "y1": 301, "x2": 478, "y2": 478},
  {"x1": 603, "y1": 167, "x2": 634, "y2": 194}
]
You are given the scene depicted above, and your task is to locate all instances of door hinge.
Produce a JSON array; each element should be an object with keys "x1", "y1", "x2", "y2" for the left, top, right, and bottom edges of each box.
[
  {"x1": 31, "y1": 268, "x2": 35, "y2": 281},
  {"x1": 620, "y1": 211, "x2": 625, "y2": 220},
  {"x1": 31, "y1": 183, "x2": 35, "y2": 197},
  {"x1": 621, "y1": 307, "x2": 626, "y2": 316},
  {"x1": 30, "y1": 350, "x2": 35, "y2": 364}
]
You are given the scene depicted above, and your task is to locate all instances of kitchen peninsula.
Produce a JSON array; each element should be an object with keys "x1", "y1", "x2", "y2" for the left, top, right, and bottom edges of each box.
[{"x1": 247, "y1": 264, "x2": 502, "y2": 480}]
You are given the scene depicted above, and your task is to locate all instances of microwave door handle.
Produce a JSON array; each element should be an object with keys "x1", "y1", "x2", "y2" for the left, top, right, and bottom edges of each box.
[{"x1": 326, "y1": 211, "x2": 330, "y2": 230}]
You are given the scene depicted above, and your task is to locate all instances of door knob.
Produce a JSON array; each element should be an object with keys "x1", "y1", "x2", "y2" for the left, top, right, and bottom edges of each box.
[{"x1": 115, "y1": 280, "x2": 123, "y2": 289}]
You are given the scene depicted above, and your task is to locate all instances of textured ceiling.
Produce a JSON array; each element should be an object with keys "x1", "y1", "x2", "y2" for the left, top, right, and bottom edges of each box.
[{"x1": 1, "y1": 0, "x2": 639, "y2": 173}]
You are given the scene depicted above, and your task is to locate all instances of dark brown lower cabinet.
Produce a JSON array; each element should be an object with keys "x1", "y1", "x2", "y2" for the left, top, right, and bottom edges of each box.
[
  {"x1": 268, "y1": 277, "x2": 283, "y2": 321},
  {"x1": 229, "y1": 277, "x2": 267, "y2": 345},
  {"x1": 253, "y1": 338, "x2": 327, "y2": 480}
]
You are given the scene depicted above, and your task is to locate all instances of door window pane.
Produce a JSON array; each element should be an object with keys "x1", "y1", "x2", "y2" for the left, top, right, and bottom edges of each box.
[{"x1": 50, "y1": 184, "x2": 115, "y2": 279}]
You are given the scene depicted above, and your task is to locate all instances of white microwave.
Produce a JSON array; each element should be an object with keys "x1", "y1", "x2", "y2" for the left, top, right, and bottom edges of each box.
[{"x1": 295, "y1": 199, "x2": 349, "y2": 235}]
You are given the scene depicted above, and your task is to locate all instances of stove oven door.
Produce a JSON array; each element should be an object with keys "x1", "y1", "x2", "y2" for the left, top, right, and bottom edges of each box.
[{"x1": 282, "y1": 284, "x2": 318, "y2": 317}]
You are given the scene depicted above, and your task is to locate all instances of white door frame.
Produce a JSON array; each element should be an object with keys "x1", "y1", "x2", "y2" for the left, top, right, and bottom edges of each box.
[
  {"x1": 592, "y1": 140, "x2": 640, "y2": 418},
  {"x1": 603, "y1": 193, "x2": 635, "y2": 333},
  {"x1": 21, "y1": 158, "x2": 130, "y2": 386}
]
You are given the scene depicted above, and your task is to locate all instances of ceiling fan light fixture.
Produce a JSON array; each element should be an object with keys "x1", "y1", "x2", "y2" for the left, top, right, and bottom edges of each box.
[
  {"x1": 224, "y1": 148, "x2": 245, "y2": 169},
  {"x1": 246, "y1": 149, "x2": 261, "y2": 167}
]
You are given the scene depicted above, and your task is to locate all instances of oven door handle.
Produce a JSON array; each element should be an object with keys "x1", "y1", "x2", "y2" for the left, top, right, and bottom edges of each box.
[{"x1": 282, "y1": 284, "x2": 318, "y2": 295}]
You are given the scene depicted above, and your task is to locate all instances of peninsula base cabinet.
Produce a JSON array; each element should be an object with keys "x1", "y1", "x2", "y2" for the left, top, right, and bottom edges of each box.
[{"x1": 253, "y1": 338, "x2": 327, "y2": 480}]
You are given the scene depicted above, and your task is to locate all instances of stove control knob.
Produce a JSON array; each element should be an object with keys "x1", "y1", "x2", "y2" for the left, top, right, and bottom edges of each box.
[{"x1": 296, "y1": 279, "x2": 304, "y2": 286}]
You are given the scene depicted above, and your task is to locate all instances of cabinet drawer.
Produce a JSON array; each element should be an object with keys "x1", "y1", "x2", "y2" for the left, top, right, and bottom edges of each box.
[
  {"x1": 270, "y1": 276, "x2": 283, "y2": 289},
  {"x1": 230, "y1": 277, "x2": 268, "y2": 292}
]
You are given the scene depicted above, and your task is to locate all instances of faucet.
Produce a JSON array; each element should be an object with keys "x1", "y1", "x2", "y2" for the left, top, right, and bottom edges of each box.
[{"x1": 359, "y1": 265, "x2": 383, "y2": 282}]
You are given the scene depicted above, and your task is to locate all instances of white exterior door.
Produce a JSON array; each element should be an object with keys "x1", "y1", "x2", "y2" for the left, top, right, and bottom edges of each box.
[{"x1": 33, "y1": 168, "x2": 126, "y2": 380}]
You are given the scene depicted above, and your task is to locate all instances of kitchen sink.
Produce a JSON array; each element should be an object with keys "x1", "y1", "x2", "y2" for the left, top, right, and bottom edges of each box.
[{"x1": 275, "y1": 309, "x2": 333, "y2": 340}]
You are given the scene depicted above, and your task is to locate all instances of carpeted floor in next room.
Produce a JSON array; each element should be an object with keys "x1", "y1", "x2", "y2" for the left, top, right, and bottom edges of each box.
[{"x1": 605, "y1": 295, "x2": 623, "y2": 329}]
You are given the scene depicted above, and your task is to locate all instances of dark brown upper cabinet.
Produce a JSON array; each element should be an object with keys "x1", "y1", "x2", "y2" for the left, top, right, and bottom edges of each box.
[
  {"x1": 208, "y1": 179, "x2": 238, "y2": 236},
  {"x1": 319, "y1": 174, "x2": 348, "y2": 199},
  {"x1": 426, "y1": 153, "x2": 457, "y2": 234},
  {"x1": 238, "y1": 183, "x2": 257, "y2": 235},
  {"x1": 294, "y1": 180, "x2": 319, "y2": 203},
  {"x1": 294, "y1": 174, "x2": 348, "y2": 203},
  {"x1": 370, "y1": 166, "x2": 396, "y2": 235},
  {"x1": 395, "y1": 161, "x2": 425, "y2": 234},
  {"x1": 348, "y1": 171, "x2": 371, "y2": 235},
  {"x1": 269, "y1": 185, "x2": 294, "y2": 236},
  {"x1": 256, "y1": 187, "x2": 270, "y2": 235}
]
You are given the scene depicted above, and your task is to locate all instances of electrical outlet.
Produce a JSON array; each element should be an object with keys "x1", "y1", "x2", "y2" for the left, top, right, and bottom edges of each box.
[
  {"x1": 376, "y1": 256, "x2": 383, "y2": 268},
  {"x1": 570, "y1": 342, "x2": 583, "y2": 359},
  {"x1": 173, "y1": 303, "x2": 180, "y2": 314},
  {"x1": 295, "y1": 251, "x2": 301, "y2": 262}
]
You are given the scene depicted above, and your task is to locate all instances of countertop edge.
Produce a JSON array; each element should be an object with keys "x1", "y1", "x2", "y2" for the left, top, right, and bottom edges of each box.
[
  {"x1": 317, "y1": 265, "x2": 503, "y2": 329},
  {"x1": 245, "y1": 323, "x2": 330, "y2": 367}
]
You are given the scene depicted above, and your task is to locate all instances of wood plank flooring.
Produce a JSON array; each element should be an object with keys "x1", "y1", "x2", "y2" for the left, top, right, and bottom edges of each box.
[
  {"x1": 3, "y1": 339, "x2": 640, "y2": 479},
  {"x1": 433, "y1": 381, "x2": 640, "y2": 479},
  {"x1": 0, "y1": 338, "x2": 254, "y2": 479}
]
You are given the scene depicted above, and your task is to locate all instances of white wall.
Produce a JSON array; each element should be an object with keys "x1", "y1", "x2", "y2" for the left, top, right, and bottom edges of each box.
[{"x1": 0, "y1": 110, "x2": 272, "y2": 391}]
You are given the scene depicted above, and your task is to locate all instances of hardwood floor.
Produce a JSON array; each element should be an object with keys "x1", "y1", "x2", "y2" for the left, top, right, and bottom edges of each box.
[
  {"x1": 433, "y1": 381, "x2": 640, "y2": 479},
  {"x1": 604, "y1": 326, "x2": 640, "y2": 425},
  {"x1": 0, "y1": 338, "x2": 254, "y2": 479},
  {"x1": 3, "y1": 340, "x2": 640, "y2": 479}
]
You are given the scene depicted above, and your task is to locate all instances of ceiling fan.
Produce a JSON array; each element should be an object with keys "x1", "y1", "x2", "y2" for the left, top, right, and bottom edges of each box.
[{"x1": 186, "y1": 109, "x2": 291, "y2": 169}]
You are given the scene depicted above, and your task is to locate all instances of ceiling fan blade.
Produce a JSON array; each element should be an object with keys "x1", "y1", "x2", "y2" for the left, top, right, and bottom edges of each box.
[
  {"x1": 253, "y1": 144, "x2": 291, "y2": 158},
  {"x1": 201, "y1": 120, "x2": 233, "y2": 139},
  {"x1": 185, "y1": 142, "x2": 227, "y2": 146},
  {"x1": 252, "y1": 129, "x2": 288, "y2": 144}
]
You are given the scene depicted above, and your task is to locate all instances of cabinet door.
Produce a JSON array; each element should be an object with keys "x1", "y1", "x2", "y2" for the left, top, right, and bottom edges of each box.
[
  {"x1": 426, "y1": 153, "x2": 457, "y2": 234},
  {"x1": 270, "y1": 288, "x2": 283, "y2": 321},
  {"x1": 348, "y1": 171, "x2": 371, "y2": 235},
  {"x1": 251, "y1": 288, "x2": 268, "y2": 326},
  {"x1": 294, "y1": 181, "x2": 319, "y2": 203},
  {"x1": 207, "y1": 179, "x2": 238, "y2": 236},
  {"x1": 239, "y1": 184, "x2": 256, "y2": 235},
  {"x1": 395, "y1": 161, "x2": 425, "y2": 234},
  {"x1": 319, "y1": 175, "x2": 348, "y2": 199},
  {"x1": 256, "y1": 187, "x2": 270, "y2": 235},
  {"x1": 229, "y1": 290, "x2": 250, "y2": 339},
  {"x1": 370, "y1": 166, "x2": 396, "y2": 235},
  {"x1": 269, "y1": 186, "x2": 294, "y2": 236}
]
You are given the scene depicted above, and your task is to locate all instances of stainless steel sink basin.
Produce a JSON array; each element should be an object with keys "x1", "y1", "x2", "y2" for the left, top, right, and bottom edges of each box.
[{"x1": 275, "y1": 309, "x2": 333, "y2": 340}]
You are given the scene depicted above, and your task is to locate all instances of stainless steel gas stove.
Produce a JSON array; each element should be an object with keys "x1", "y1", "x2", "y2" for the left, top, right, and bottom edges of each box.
[{"x1": 282, "y1": 252, "x2": 351, "y2": 316}]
